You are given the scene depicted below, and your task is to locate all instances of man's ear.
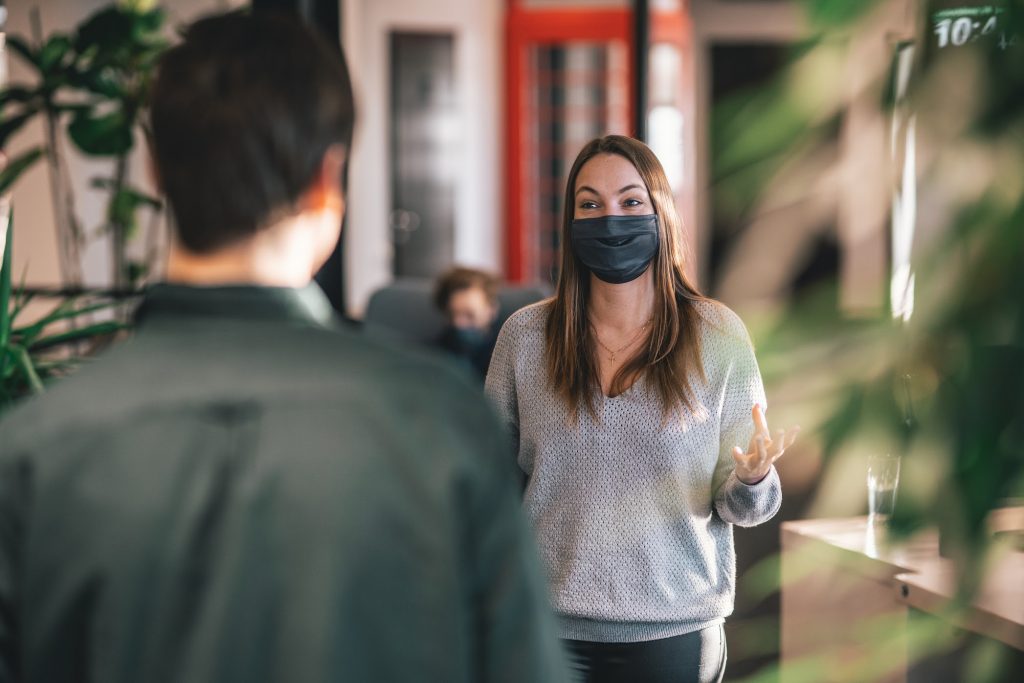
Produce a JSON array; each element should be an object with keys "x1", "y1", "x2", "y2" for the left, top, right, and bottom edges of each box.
[{"x1": 307, "y1": 145, "x2": 347, "y2": 214}]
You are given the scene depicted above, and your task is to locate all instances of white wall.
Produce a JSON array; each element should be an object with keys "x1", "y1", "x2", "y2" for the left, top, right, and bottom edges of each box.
[
  {"x1": 6, "y1": 0, "x2": 505, "y2": 316},
  {"x1": 5, "y1": 0, "x2": 244, "y2": 290},
  {"x1": 342, "y1": 0, "x2": 503, "y2": 317}
]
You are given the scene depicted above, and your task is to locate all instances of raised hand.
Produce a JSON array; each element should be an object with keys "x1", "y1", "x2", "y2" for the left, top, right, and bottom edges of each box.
[{"x1": 732, "y1": 404, "x2": 799, "y2": 485}]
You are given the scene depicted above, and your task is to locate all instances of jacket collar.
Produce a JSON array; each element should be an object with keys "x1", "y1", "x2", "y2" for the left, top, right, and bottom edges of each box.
[{"x1": 135, "y1": 283, "x2": 337, "y2": 329}]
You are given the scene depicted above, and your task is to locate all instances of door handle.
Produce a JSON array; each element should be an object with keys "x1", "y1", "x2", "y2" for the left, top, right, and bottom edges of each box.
[{"x1": 389, "y1": 209, "x2": 422, "y2": 245}]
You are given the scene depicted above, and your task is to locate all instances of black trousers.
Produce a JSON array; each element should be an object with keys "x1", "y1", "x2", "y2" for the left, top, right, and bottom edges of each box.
[{"x1": 564, "y1": 624, "x2": 727, "y2": 683}]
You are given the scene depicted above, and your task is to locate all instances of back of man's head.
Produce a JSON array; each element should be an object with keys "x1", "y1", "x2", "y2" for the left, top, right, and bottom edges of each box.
[{"x1": 150, "y1": 11, "x2": 355, "y2": 255}]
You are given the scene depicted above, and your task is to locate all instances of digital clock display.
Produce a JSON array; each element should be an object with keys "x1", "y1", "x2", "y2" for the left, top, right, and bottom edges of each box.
[{"x1": 931, "y1": 2, "x2": 1016, "y2": 50}]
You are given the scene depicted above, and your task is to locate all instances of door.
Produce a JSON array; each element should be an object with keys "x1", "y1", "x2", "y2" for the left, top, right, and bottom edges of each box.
[{"x1": 390, "y1": 32, "x2": 458, "y2": 278}]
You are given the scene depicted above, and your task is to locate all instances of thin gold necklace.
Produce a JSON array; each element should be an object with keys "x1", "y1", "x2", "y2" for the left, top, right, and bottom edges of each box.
[{"x1": 591, "y1": 319, "x2": 652, "y2": 362}]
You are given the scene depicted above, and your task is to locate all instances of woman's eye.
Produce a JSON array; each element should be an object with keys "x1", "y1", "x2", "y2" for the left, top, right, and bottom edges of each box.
[
  {"x1": 579, "y1": 201, "x2": 599, "y2": 209},
  {"x1": 623, "y1": 198, "x2": 644, "y2": 207}
]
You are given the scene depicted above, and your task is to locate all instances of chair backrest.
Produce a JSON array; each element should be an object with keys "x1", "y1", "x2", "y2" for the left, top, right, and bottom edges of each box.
[{"x1": 363, "y1": 278, "x2": 549, "y2": 346}]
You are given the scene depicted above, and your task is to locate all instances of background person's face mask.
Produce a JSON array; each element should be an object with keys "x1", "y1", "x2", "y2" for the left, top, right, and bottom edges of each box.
[
  {"x1": 447, "y1": 326, "x2": 489, "y2": 353},
  {"x1": 570, "y1": 214, "x2": 660, "y2": 284}
]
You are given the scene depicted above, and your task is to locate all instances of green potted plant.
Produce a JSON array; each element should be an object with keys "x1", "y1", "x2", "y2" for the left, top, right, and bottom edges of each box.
[
  {"x1": 0, "y1": 0, "x2": 166, "y2": 289},
  {"x1": 0, "y1": 208, "x2": 126, "y2": 414}
]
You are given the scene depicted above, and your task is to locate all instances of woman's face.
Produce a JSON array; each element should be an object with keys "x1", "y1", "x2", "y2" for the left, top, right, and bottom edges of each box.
[{"x1": 573, "y1": 153, "x2": 652, "y2": 220}]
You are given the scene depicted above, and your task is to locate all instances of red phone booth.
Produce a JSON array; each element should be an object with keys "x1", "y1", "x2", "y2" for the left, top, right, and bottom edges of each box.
[{"x1": 504, "y1": 0, "x2": 693, "y2": 284}]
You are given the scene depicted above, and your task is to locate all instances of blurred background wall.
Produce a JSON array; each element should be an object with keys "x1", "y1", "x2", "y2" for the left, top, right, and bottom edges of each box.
[{"x1": 6, "y1": 0, "x2": 916, "y2": 319}]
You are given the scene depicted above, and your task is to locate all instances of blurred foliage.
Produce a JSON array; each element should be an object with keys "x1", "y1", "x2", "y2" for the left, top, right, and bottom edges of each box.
[
  {"x1": 800, "y1": 0, "x2": 888, "y2": 27},
  {"x1": 0, "y1": 2, "x2": 167, "y2": 289},
  {"x1": 0, "y1": 210, "x2": 126, "y2": 414},
  {"x1": 717, "y1": 0, "x2": 1023, "y2": 557},
  {"x1": 715, "y1": 1, "x2": 1024, "y2": 681}
]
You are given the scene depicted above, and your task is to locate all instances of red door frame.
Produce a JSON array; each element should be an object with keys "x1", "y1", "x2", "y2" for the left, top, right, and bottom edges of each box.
[{"x1": 504, "y1": 1, "x2": 635, "y2": 282}]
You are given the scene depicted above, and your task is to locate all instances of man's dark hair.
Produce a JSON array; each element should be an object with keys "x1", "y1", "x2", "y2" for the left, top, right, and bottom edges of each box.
[
  {"x1": 433, "y1": 267, "x2": 500, "y2": 311},
  {"x1": 149, "y1": 11, "x2": 355, "y2": 254}
]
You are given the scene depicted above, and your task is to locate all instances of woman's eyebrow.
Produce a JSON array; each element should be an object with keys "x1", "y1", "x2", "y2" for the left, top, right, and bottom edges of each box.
[{"x1": 575, "y1": 183, "x2": 645, "y2": 197}]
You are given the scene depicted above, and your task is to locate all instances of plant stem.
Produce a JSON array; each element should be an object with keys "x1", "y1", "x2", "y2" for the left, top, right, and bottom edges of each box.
[
  {"x1": 110, "y1": 153, "x2": 129, "y2": 291},
  {"x1": 43, "y1": 109, "x2": 84, "y2": 286},
  {"x1": 32, "y1": 7, "x2": 83, "y2": 288}
]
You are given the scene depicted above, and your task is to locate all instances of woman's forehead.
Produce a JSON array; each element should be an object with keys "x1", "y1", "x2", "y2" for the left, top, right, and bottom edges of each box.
[{"x1": 576, "y1": 153, "x2": 647, "y2": 192}]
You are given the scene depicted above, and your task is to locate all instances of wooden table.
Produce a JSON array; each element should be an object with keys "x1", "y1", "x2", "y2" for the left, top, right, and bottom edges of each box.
[{"x1": 780, "y1": 510, "x2": 1024, "y2": 683}]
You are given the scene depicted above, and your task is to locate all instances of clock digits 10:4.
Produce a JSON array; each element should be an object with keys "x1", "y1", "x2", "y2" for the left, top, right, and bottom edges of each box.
[{"x1": 934, "y1": 13, "x2": 998, "y2": 47}]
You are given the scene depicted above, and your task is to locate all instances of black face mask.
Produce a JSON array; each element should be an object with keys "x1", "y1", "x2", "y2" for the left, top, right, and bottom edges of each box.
[
  {"x1": 446, "y1": 326, "x2": 488, "y2": 354},
  {"x1": 570, "y1": 214, "x2": 660, "y2": 284}
]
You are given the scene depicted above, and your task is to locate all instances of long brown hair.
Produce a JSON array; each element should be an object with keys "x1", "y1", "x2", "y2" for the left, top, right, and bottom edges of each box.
[{"x1": 545, "y1": 135, "x2": 709, "y2": 419}]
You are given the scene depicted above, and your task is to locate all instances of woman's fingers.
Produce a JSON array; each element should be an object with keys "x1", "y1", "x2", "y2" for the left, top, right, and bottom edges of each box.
[
  {"x1": 784, "y1": 426, "x2": 801, "y2": 449},
  {"x1": 772, "y1": 429, "x2": 786, "y2": 457},
  {"x1": 769, "y1": 426, "x2": 801, "y2": 464},
  {"x1": 733, "y1": 445, "x2": 758, "y2": 472},
  {"x1": 746, "y1": 405, "x2": 771, "y2": 454},
  {"x1": 752, "y1": 404, "x2": 770, "y2": 440},
  {"x1": 733, "y1": 446, "x2": 754, "y2": 469},
  {"x1": 738, "y1": 422, "x2": 801, "y2": 475}
]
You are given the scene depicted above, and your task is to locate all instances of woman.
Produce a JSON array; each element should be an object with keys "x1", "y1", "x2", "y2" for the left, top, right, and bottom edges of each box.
[{"x1": 485, "y1": 135, "x2": 798, "y2": 683}]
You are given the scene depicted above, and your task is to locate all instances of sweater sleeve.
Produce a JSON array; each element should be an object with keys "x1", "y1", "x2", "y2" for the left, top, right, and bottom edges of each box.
[
  {"x1": 710, "y1": 315, "x2": 781, "y2": 527},
  {"x1": 484, "y1": 318, "x2": 521, "y2": 460}
]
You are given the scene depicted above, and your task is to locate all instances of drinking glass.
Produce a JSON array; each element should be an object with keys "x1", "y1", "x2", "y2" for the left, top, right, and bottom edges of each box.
[{"x1": 867, "y1": 454, "x2": 901, "y2": 527}]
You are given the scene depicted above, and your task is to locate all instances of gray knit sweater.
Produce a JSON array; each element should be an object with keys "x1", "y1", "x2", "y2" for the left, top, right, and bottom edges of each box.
[{"x1": 484, "y1": 300, "x2": 781, "y2": 643}]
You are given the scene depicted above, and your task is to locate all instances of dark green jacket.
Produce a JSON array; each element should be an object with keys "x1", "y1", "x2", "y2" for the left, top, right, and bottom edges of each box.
[{"x1": 0, "y1": 284, "x2": 566, "y2": 683}]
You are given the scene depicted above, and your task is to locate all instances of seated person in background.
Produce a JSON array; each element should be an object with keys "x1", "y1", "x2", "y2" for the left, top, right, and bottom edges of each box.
[
  {"x1": 434, "y1": 266, "x2": 501, "y2": 379},
  {"x1": 0, "y1": 11, "x2": 567, "y2": 683}
]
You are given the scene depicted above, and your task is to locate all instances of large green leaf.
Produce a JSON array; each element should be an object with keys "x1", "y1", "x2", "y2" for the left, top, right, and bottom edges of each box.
[
  {"x1": 8, "y1": 291, "x2": 36, "y2": 327},
  {"x1": 91, "y1": 178, "x2": 162, "y2": 209},
  {"x1": 9, "y1": 296, "x2": 76, "y2": 347},
  {"x1": 52, "y1": 102, "x2": 94, "y2": 115},
  {"x1": 131, "y1": 8, "x2": 167, "y2": 41},
  {"x1": 108, "y1": 187, "x2": 162, "y2": 234},
  {"x1": 0, "y1": 109, "x2": 38, "y2": 149},
  {"x1": 0, "y1": 87, "x2": 38, "y2": 108},
  {"x1": 39, "y1": 35, "x2": 74, "y2": 72},
  {"x1": 90, "y1": 179, "x2": 162, "y2": 243},
  {"x1": 5, "y1": 36, "x2": 39, "y2": 69},
  {"x1": 68, "y1": 108, "x2": 133, "y2": 156},
  {"x1": 125, "y1": 261, "x2": 148, "y2": 286},
  {"x1": 69, "y1": 60, "x2": 125, "y2": 99},
  {"x1": 12, "y1": 346, "x2": 44, "y2": 394},
  {"x1": 0, "y1": 147, "x2": 45, "y2": 195},
  {"x1": 0, "y1": 347, "x2": 18, "y2": 382},
  {"x1": 74, "y1": 7, "x2": 135, "y2": 55},
  {"x1": 15, "y1": 300, "x2": 121, "y2": 342},
  {"x1": 28, "y1": 321, "x2": 124, "y2": 352}
]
